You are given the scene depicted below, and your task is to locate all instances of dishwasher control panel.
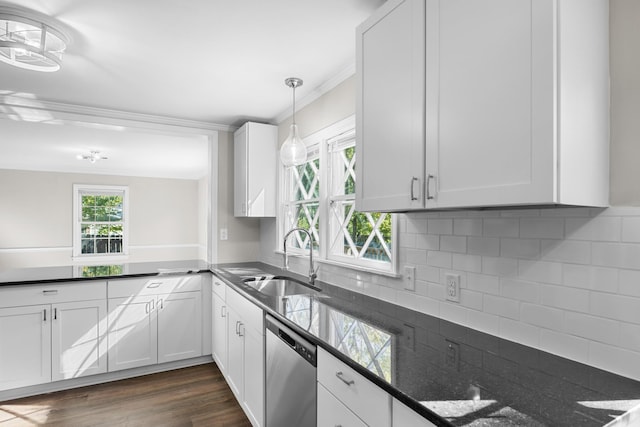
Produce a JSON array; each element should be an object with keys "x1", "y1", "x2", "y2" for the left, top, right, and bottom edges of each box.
[{"x1": 266, "y1": 314, "x2": 317, "y2": 366}]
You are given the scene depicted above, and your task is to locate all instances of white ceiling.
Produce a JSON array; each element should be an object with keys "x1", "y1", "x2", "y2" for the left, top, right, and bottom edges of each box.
[{"x1": 0, "y1": 0, "x2": 384, "y2": 178}]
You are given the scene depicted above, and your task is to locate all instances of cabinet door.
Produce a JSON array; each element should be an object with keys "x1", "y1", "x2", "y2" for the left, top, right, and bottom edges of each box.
[
  {"x1": 107, "y1": 296, "x2": 157, "y2": 371},
  {"x1": 241, "y1": 320, "x2": 264, "y2": 427},
  {"x1": 225, "y1": 306, "x2": 244, "y2": 400},
  {"x1": 212, "y1": 291, "x2": 228, "y2": 372},
  {"x1": 52, "y1": 300, "x2": 107, "y2": 381},
  {"x1": 317, "y1": 383, "x2": 367, "y2": 427},
  {"x1": 0, "y1": 305, "x2": 51, "y2": 391},
  {"x1": 425, "y1": 0, "x2": 555, "y2": 208},
  {"x1": 234, "y1": 125, "x2": 248, "y2": 216},
  {"x1": 157, "y1": 291, "x2": 202, "y2": 363},
  {"x1": 356, "y1": 0, "x2": 426, "y2": 212}
]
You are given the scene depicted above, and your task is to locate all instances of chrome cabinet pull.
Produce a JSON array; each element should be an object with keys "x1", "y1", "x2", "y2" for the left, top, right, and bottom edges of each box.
[
  {"x1": 238, "y1": 322, "x2": 244, "y2": 337},
  {"x1": 150, "y1": 299, "x2": 155, "y2": 311},
  {"x1": 42, "y1": 289, "x2": 58, "y2": 295},
  {"x1": 221, "y1": 306, "x2": 227, "y2": 318},
  {"x1": 235, "y1": 320, "x2": 240, "y2": 335},
  {"x1": 214, "y1": 281, "x2": 222, "y2": 286},
  {"x1": 159, "y1": 298, "x2": 164, "y2": 310},
  {"x1": 145, "y1": 302, "x2": 150, "y2": 314},
  {"x1": 43, "y1": 309, "x2": 47, "y2": 322},
  {"x1": 335, "y1": 371, "x2": 354, "y2": 386},
  {"x1": 426, "y1": 174, "x2": 435, "y2": 200},
  {"x1": 54, "y1": 308, "x2": 58, "y2": 320},
  {"x1": 410, "y1": 177, "x2": 419, "y2": 201},
  {"x1": 146, "y1": 282, "x2": 162, "y2": 289}
]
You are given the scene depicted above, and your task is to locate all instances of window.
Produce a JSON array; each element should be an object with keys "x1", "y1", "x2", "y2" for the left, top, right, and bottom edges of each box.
[
  {"x1": 73, "y1": 184, "x2": 129, "y2": 258},
  {"x1": 280, "y1": 116, "x2": 396, "y2": 274}
]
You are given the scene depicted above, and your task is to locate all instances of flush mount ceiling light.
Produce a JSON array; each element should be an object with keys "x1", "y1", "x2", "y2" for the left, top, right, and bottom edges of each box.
[
  {"x1": 0, "y1": 6, "x2": 68, "y2": 72},
  {"x1": 77, "y1": 151, "x2": 108, "y2": 164},
  {"x1": 279, "y1": 77, "x2": 307, "y2": 167}
]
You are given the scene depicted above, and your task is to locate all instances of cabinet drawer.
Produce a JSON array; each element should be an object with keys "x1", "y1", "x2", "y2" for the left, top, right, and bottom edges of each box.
[
  {"x1": 317, "y1": 347, "x2": 390, "y2": 427},
  {"x1": 212, "y1": 277, "x2": 226, "y2": 300},
  {"x1": 226, "y1": 287, "x2": 262, "y2": 334},
  {"x1": 0, "y1": 281, "x2": 107, "y2": 308},
  {"x1": 318, "y1": 382, "x2": 367, "y2": 427},
  {"x1": 108, "y1": 274, "x2": 202, "y2": 298},
  {"x1": 393, "y1": 398, "x2": 436, "y2": 427}
]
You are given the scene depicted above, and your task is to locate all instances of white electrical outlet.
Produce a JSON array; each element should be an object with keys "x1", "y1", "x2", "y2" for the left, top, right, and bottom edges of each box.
[
  {"x1": 220, "y1": 228, "x2": 228, "y2": 241},
  {"x1": 404, "y1": 265, "x2": 416, "y2": 291},
  {"x1": 445, "y1": 273, "x2": 460, "y2": 302}
]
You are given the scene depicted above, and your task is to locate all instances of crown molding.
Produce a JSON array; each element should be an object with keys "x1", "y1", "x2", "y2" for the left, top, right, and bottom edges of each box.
[
  {"x1": 0, "y1": 94, "x2": 234, "y2": 135},
  {"x1": 272, "y1": 61, "x2": 356, "y2": 124}
]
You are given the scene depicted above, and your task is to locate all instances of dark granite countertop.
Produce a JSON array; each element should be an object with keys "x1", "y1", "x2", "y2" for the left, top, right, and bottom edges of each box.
[
  {"x1": 212, "y1": 262, "x2": 640, "y2": 427},
  {"x1": 2, "y1": 260, "x2": 639, "y2": 426},
  {"x1": 0, "y1": 259, "x2": 211, "y2": 286}
]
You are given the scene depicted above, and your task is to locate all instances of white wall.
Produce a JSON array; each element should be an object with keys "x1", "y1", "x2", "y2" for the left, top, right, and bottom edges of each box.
[
  {"x1": 0, "y1": 169, "x2": 204, "y2": 268},
  {"x1": 260, "y1": 2, "x2": 640, "y2": 381}
]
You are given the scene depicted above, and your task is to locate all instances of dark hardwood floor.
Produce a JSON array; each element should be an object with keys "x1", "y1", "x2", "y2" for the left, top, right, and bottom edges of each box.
[{"x1": 0, "y1": 363, "x2": 251, "y2": 427}]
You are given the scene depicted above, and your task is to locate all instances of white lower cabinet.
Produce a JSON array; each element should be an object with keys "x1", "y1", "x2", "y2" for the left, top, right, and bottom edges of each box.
[
  {"x1": 317, "y1": 347, "x2": 391, "y2": 427},
  {"x1": 0, "y1": 281, "x2": 107, "y2": 391},
  {"x1": 222, "y1": 287, "x2": 264, "y2": 427},
  {"x1": 318, "y1": 382, "x2": 367, "y2": 427},
  {"x1": 211, "y1": 279, "x2": 228, "y2": 372},
  {"x1": 107, "y1": 275, "x2": 203, "y2": 372},
  {"x1": 52, "y1": 299, "x2": 108, "y2": 381},
  {"x1": 0, "y1": 304, "x2": 51, "y2": 391}
]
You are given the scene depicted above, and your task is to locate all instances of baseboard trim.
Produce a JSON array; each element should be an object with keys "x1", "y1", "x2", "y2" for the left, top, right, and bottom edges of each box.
[{"x1": 0, "y1": 355, "x2": 214, "y2": 402}]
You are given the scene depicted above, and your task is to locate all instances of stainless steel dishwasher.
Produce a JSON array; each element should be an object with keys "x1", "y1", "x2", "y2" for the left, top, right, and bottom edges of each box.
[{"x1": 265, "y1": 314, "x2": 317, "y2": 427}]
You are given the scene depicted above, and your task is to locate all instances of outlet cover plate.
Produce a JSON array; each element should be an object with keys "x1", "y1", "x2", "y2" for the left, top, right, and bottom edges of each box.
[{"x1": 445, "y1": 273, "x2": 460, "y2": 302}]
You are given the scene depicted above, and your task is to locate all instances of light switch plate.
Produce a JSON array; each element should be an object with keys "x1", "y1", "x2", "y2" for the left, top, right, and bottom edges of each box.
[{"x1": 404, "y1": 265, "x2": 416, "y2": 291}]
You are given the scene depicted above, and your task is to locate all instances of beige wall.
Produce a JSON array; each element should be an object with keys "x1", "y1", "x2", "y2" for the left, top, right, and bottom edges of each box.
[
  {"x1": 610, "y1": 0, "x2": 640, "y2": 205},
  {"x1": 0, "y1": 169, "x2": 203, "y2": 268},
  {"x1": 216, "y1": 130, "x2": 261, "y2": 263}
]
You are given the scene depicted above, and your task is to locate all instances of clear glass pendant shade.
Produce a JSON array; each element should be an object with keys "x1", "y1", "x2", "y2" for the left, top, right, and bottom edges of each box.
[{"x1": 280, "y1": 123, "x2": 307, "y2": 167}]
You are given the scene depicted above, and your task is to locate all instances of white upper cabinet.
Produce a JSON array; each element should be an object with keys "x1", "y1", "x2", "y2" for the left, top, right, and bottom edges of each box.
[
  {"x1": 234, "y1": 122, "x2": 278, "y2": 217},
  {"x1": 356, "y1": 0, "x2": 609, "y2": 212}
]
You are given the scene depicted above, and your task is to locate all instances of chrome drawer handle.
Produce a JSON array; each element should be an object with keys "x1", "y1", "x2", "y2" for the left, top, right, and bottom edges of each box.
[
  {"x1": 221, "y1": 306, "x2": 227, "y2": 318},
  {"x1": 42, "y1": 289, "x2": 58, "y2": 295},
  {"x1": 146, "y1": 282, "x2": 162, "y2": 288},
  {"x1": 335, "y1": 371, "x2": 354, "y2": 386},
  {"x1": 410, "y1": 177, "x2": 419, "y2": 201},
  {"x1": 426, "y1": 174, "x2": 435, "y2": 200}
]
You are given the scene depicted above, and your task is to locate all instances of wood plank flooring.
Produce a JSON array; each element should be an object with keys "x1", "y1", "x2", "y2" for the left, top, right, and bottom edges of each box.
[{"x1": 0, "y1": 363, "x2": 251, "y2": 427}]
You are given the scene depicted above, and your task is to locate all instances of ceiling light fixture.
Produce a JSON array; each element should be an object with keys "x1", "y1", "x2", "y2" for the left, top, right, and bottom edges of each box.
[
  {"x1": 0, "y1": 6, "x2": 68, "y2": 72},
  {"x1": 279, "y1": 77, "x2": 307, "y2": 167},
  {"x1": 77, "y1": 151, "x2": 108, "y2": 164}
]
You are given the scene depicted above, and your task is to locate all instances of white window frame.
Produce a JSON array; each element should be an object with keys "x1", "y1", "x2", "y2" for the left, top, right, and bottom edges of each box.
[
  {"x1": 278, "y1": 115, "x2": 398, "y2": 276},
  {"x1": 72, "y1": 184, "x2": 129, "y2": 261}
]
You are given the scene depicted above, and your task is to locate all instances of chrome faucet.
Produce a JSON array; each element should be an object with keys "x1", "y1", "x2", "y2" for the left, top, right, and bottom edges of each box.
[{"x1": 283, "y1": 227, "x2": 317, "y2": 286}]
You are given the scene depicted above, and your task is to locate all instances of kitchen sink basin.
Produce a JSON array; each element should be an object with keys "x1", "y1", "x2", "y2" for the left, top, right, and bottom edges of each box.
[{"x1": 242, "y1": 275, "x2": 320, "y2": 297}]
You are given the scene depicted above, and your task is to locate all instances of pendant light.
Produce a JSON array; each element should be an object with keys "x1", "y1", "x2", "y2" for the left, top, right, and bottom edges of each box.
[{"x1": 280, "y1": 77, "x2": 307, "y2": 167}]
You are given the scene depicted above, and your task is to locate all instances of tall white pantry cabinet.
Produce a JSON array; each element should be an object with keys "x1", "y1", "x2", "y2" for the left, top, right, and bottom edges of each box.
[{"x1": 356, "y1": 0, "x2": 609, "y2": 212}]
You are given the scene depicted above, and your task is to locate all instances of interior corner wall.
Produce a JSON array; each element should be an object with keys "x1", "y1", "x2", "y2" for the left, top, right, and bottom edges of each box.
[
  {"x1": 0, "y1": 169, "x2": 203, "y2": 269},
  {"x1": 216, "y1": 130, "x2": 261, "y2": 263}
]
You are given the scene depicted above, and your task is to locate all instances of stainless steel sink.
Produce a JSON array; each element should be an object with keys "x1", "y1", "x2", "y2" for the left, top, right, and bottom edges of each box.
[{"x1": 242, "y1": 275, "x2": 320, "y2": 297}]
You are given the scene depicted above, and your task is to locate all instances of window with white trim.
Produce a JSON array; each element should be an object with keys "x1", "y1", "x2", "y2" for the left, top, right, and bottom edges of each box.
[
  {"x1": 280, "y1": 116, "x2": 396, "y2": 274},
  {"x1": 73, "y1": 184, "x2": 129, "y2": 258}
]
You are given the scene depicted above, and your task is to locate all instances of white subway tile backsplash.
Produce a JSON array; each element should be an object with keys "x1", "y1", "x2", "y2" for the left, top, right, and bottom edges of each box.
[
  {"x1": 564, "y1": 312, "x2": 621, "y2": 346},
  {"x1": 540, "y1": 284, "x2": 590, "y2": 312},
  {"x1": 590, "y1": 293, "x2": 640, "y2": 324},
  {"x1": 468, "y1": 237, "x2": 500, "y2": 256},
  {"x1": 452, "y1": 253, "x2": 482, "y2": 273},
  {"x1": 484, "y1": 294, "x2": 520, "y2": 320},
  {"x1": 539, "y1": 329, "x2": 589, "y2": 363},
  {"x1": 271, "y1": 207, "x2": 640, "y2": 381},
  {"x1": 563, "y1": 264, "x2": 619, "y2": 293},
  {"x1": 500, "y1": 238, "x2": 540, "y2": 259},
  {"x1": 441, "y1": 235, "x2": 467, "y2": 253},
  {"x1": 454, "y1": 218, "x2": 483, "y2": 236},
  {"x1": 592, "y1": 242, "x2": 640, "y2": 270},
  {"x1": 520, "y1": 303, "x2": 564, "y2": 330},
  {"x1": 520, "y1": 218, "x2": 564, "y2": 239},
  {"x1": 622, "y1": 217, "x2": 640, "y2": 242},
  {"x1": 500, "y1": 278, "x2": 540, "y2": 303},
  {"x1": 619, "y1": 269, "x2": 640, "y2": 297},
  {"x1": 566, "y1": 217, "x2": 621, "y2": 242},
  {"x1": 540, "y1": 240, "x2": 591, "y2": 264},
  {"x1": 483, "y1": 218, "x2": 519, "y2": 237},
  {"x1": 518, "y1": 260, "x2": 563, "y2": 285},
  {"x1": 428, "y1": 218, "x2": 453, "y2": 235}
]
